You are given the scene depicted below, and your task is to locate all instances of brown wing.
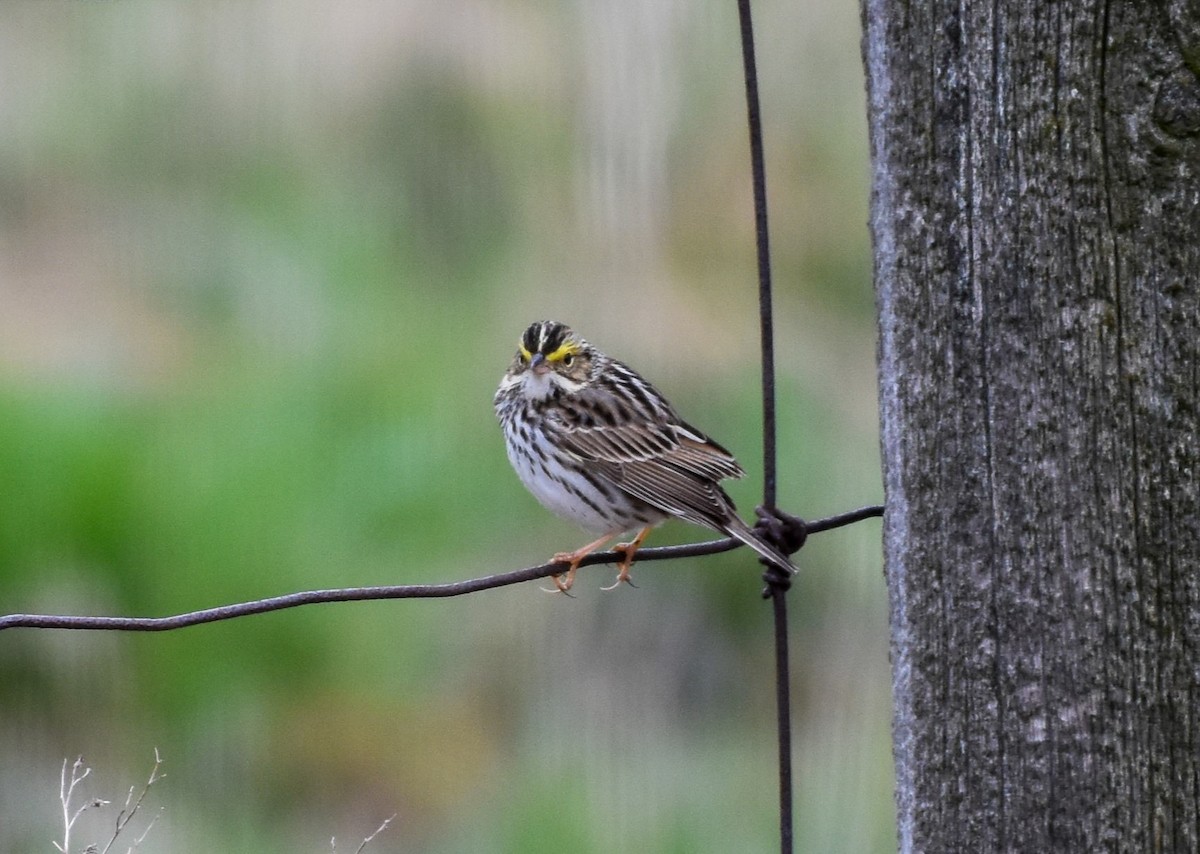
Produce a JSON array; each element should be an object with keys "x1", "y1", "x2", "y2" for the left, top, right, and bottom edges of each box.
[{"x1": 553, "y1": 419, "x2": 747, "y2": 532}]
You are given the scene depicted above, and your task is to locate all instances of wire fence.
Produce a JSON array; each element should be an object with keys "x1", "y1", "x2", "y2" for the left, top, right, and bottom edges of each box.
[
  {"x1": 735, "y1": 1, "x2": 884, "y2": 846},
  {"x1": 0, "y1": 506, "x2": 879, "y2": 633},
  {"x1": 0, "y1": 3, "x2": 883, "y2": 852}
]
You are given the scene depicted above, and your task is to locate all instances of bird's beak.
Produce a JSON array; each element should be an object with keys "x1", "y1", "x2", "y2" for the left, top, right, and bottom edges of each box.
[{"x1": 529, "y1": 353, "x2": 550, "y2": 375}]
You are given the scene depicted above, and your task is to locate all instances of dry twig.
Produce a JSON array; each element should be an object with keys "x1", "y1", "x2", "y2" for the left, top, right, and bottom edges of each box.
[
  {"x1": 330, "y1": 813, "x2": 397, "y2": 853},
  {"x1": 54, "y1": 757, "x2": 108, "y2": 854},
  {"x1": 51, "y1": 752, "x2": 164, "y2": 854},
  {"x1": 100, "y1": 748, "x2": 165, "y2": 854}
]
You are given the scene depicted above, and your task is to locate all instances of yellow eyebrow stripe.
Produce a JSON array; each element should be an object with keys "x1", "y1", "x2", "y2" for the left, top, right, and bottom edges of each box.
[
  {"x1": 545, "y1": 343, "x2": 579, "y2": 362},
  {"x1": 518, "y1": 344, "x2": 533, "y2": 360}
]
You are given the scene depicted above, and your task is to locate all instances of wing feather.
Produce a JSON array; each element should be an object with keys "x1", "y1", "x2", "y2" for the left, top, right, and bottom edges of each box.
[
  {"x1": 546, "y1": 388, "x2": 747, "y2": 533},
  {"x1": 593, "y1": 457, "x2": 736, "y2": 531}
]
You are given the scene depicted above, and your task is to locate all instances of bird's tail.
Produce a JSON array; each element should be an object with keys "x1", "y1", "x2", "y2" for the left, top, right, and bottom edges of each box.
[{"x1": 724, "y1": 516, "x2": 797, "y2": 575}]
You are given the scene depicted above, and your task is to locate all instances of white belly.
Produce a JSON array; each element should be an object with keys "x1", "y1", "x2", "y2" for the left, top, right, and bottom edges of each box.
[{"x1": 506, "y1": 428, "x2": 663, "y2": 535}]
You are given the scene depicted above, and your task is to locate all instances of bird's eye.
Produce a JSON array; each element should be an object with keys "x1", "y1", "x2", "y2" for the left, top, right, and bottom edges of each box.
[{"x1": 562, "y1": 353, "x2": 575, "y2": 367}]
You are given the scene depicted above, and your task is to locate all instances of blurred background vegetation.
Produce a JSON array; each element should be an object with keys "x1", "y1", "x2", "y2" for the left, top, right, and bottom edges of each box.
[{"x1": 0, "y1": 2, "x2": 887, "y2": 851}]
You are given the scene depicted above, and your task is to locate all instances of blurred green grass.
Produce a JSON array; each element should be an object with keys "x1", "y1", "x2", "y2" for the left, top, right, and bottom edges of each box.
[{"x1": 0, "y1": 2, "x2": 887, "y2": 852}]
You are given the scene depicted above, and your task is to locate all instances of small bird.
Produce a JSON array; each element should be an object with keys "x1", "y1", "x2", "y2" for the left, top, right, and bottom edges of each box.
[{"x1": 494, "y1": 320, "x2": 797, "y2": 592}]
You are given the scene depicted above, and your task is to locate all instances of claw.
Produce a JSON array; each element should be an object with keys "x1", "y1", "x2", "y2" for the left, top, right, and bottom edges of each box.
[
  {"x1": 540, "y1": 578, "x2": 576, "y2": 596},
  {"x1": 600, "y1": 526, "x2": 652, "y2": 591},
  {"x1": 540, "y1": 567, "x2": 580, "y2": 595},
  {"x1": 542, "y1": 525, "x2": 656, "y2": 593},
  {"x1": 600, "y1": 571, "x2": 638, "y2": 591},
  {"x1": 600, "y1": 571, "x2": 631, "y2": 591},
  {"x1": 541, "y1": 534, "x2": 616, "y2": 594}
]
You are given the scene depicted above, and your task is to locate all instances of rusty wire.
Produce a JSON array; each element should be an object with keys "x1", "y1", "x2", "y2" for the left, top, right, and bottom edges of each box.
[
  {"x1": 731, "y1": 0, "x2": 797, "y2": 848},
  {"x1": 0, "y1": 507, "x2": 879, "y2": 633}
]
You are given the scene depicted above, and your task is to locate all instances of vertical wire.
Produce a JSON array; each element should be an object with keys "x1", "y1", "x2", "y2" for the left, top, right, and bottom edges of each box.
[
  {"x1": 737, "y1": 0, "x2": 777, "y2": 509},
  {"x1": 734, "y1": 1, "x2": 792, "y2": 852},
  {"x1": 770, "y1": 576, "x2": 794, "y2": 854}
]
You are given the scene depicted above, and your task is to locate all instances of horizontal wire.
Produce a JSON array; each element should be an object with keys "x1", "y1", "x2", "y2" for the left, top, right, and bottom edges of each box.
[{"x1": 0, "y1": 505, "x2": 881, "y2": 633}]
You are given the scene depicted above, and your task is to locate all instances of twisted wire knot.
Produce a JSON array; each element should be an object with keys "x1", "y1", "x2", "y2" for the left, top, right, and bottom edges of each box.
[{"x1": 754, "y1": 505, "x2": 807, "y2": 597}]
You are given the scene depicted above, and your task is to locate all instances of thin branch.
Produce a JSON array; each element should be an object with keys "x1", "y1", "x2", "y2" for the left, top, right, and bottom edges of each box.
[
  {"x1": 356, "y1": 814, "x2": 397, "y2": 854},
  {"x1": 0, "y1": 507, "x2": 881, "y2": 633},
  {"x1": 128, "y1": 809, "x2": 163, "y2": 853},
  {"x1": 54, "y1": 757, "x2": 108, "y2": 854},
  {"x1": 330, "y1": 813, "x2": 397, "y2": 853},
  {"x1": 100, "y1": 748, "x2": 164, "y2": 854}
]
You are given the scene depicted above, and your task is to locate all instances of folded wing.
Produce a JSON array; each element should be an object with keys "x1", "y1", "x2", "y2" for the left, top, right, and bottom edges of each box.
[{"x1": 551, "y1": 417, "x2": 746, "y2": 533}]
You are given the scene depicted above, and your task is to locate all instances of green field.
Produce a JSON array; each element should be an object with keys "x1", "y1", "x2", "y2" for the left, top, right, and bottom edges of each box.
[{"x1": 0, "y1": 3, "x2": 888, "y2": 851}]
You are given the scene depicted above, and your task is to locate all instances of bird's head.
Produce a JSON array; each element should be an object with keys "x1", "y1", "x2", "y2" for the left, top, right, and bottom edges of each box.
[{"x1": 502, "y1": 320, "x2": 594, "y2": 399}]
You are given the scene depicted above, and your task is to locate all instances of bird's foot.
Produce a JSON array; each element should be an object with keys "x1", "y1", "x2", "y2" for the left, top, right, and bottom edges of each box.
[
  {"x1": 599, "y1": 560, "x2": 637, "y2": 591},
  {"x1": 600, "y1": 527, "x2": 652, "y2": 591},
  {"x1": 539, "y1": 534, "x2": 616, "y2": 594},
  {"x1": 541, "y1": 552, "x2": 584, "y2": 595}
]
